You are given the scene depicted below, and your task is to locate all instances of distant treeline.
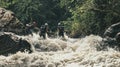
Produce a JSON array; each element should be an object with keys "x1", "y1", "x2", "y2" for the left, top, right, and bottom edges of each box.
[{"x1": 0, "y1": 0, "x2": 120, "y2": 37}]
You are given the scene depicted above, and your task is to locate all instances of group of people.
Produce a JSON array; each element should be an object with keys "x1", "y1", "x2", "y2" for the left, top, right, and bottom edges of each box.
[
  {"x1": 26, "y1": 22, "x2": 65, "y2": 39},
  {"x1": 39, "y1": 23, "x2": 65, "y2": 39}
]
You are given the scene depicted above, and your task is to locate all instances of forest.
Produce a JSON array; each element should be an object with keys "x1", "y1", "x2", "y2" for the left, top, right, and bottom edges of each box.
[{"x1": 0, "y1": 0, "x2": 120, "y2": 37}]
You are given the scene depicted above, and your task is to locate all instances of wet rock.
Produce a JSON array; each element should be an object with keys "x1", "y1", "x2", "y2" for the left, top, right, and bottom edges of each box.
[
  {"x1": 104, "y1": 22, "x2": 120, "y2": 38},
  {"x1": 103, "y1": 22, "x2": 120, "y2": 50},
  {"x1": 0, "y1": 7, "x2": 26, "y2": 35},
  {"x1": 0, "y1": 33, "x2": 32, "y2": 55},
  {"x1": 0, "y1": 7, "x2": 33, "y2": 55}
]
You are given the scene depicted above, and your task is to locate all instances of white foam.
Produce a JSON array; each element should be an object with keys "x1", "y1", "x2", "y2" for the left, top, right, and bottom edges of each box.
[{"x1": 0, "y1": 33, "x2": 120, "y2": 67}]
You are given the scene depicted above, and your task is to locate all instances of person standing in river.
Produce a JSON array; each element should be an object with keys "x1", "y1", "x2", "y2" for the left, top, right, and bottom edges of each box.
[
  {"x1": 57, "y1": 23, "x2": 64, "y2": 38},
  {"x1": 25, "y1": 21, "x2": 37, "y2": 35},
  {"x1": 39, "y1": 23, "x2": 49, "y2": 39}
]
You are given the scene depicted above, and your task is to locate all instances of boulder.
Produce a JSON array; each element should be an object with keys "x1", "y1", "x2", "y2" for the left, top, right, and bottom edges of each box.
[
  {"x1": 0, "y1": 7, "x2": 33, "y2": 55},
  {"x1": 103, "y1": 22, "x2": 120, "y2": 50},
  {"x1": 0, "y1": 7, "x2": 26, "y2": 35},
  {"x1": 104, "y1": 22, "x2": 120, "y2": 38},
  {"x1": 0, "y1": 33, "x2": 32, "y2": 55}
]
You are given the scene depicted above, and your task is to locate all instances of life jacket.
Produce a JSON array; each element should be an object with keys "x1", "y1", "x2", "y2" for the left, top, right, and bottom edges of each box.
[
  {"x1": 40, "y1": 25, "x2": 48, "y2": 33},
  {"x1": 58, "y1": 26, "x2": 64, "y2": 33}
]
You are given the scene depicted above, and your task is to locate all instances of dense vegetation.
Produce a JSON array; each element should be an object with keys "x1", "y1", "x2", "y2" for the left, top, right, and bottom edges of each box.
[{"x1": 0, "y1": 0, "x2": 120, "y2": 37}]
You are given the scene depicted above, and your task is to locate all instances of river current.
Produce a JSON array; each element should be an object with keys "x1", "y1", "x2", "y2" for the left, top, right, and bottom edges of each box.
[{"x1": 0, "y1": 33, "x2": 120, "y2": 67}]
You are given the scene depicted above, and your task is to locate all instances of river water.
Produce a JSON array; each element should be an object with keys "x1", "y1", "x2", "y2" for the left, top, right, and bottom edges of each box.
[{"x1": 0, "y1": 33, "x2": 120, "y2": 67}]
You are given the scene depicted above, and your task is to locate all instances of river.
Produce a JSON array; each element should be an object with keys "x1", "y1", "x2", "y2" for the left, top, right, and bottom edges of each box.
[{"x1": 0, "y1": 33, "x2": 120, "y2": 67}]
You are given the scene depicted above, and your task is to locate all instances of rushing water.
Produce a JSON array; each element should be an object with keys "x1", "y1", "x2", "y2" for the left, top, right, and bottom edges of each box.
[{"x1": 0, "y1": 33, "x2": 120, "y2": 67}]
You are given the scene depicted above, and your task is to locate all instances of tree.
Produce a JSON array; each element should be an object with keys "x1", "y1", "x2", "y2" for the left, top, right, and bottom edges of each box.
[{"x1": 60, "y1": 0, "x2": 120, "y2": 36}]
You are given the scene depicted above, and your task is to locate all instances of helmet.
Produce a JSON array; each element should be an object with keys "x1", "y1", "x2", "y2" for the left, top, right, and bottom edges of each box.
[
  {"x1": 58, "y1": 23, "x2": 61, "y2": 25},
  {"x1": 33, "y1": 21, "x2": 36, "y2": 23},
  {"x1": 45, "y1": 23, "x2": 48, "y2": 26}
]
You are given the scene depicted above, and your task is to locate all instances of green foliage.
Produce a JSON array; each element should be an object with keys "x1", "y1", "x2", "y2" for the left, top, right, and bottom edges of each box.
[
  {"x1": 12, "y1": 0, "x2": 42, "y2": 23},
  {"x1": 61, "y1": 0, "x2": 120, "y2": 36},
  {"x1": 1, "y1": 0, "x2": 120, "y2": 37},
  {"x1": 0, "y1": 0, "x2": 17, "y2": 8}
]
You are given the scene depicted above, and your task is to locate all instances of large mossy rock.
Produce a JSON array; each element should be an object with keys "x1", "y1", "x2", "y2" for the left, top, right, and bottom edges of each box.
[
  {"x1": 0, "y1": 33, "x2": 32, "y2": 55},
  {"x1": 0, "y1": 7, "x2": 32, "y2": 55},
  {"x1": 0, "y1": 7, "x2": 26, "y2": 35}
]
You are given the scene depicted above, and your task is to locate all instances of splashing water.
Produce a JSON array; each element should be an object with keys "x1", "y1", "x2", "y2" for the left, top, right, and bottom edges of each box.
[{"x1": 0, "y1": 33, "x2": 120, "y2": 67}]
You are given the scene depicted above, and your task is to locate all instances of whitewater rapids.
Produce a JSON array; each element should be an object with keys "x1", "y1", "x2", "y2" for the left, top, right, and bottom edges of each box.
[{"x1": 0, "y1": 33, "x2": 120, "y2": 67}]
